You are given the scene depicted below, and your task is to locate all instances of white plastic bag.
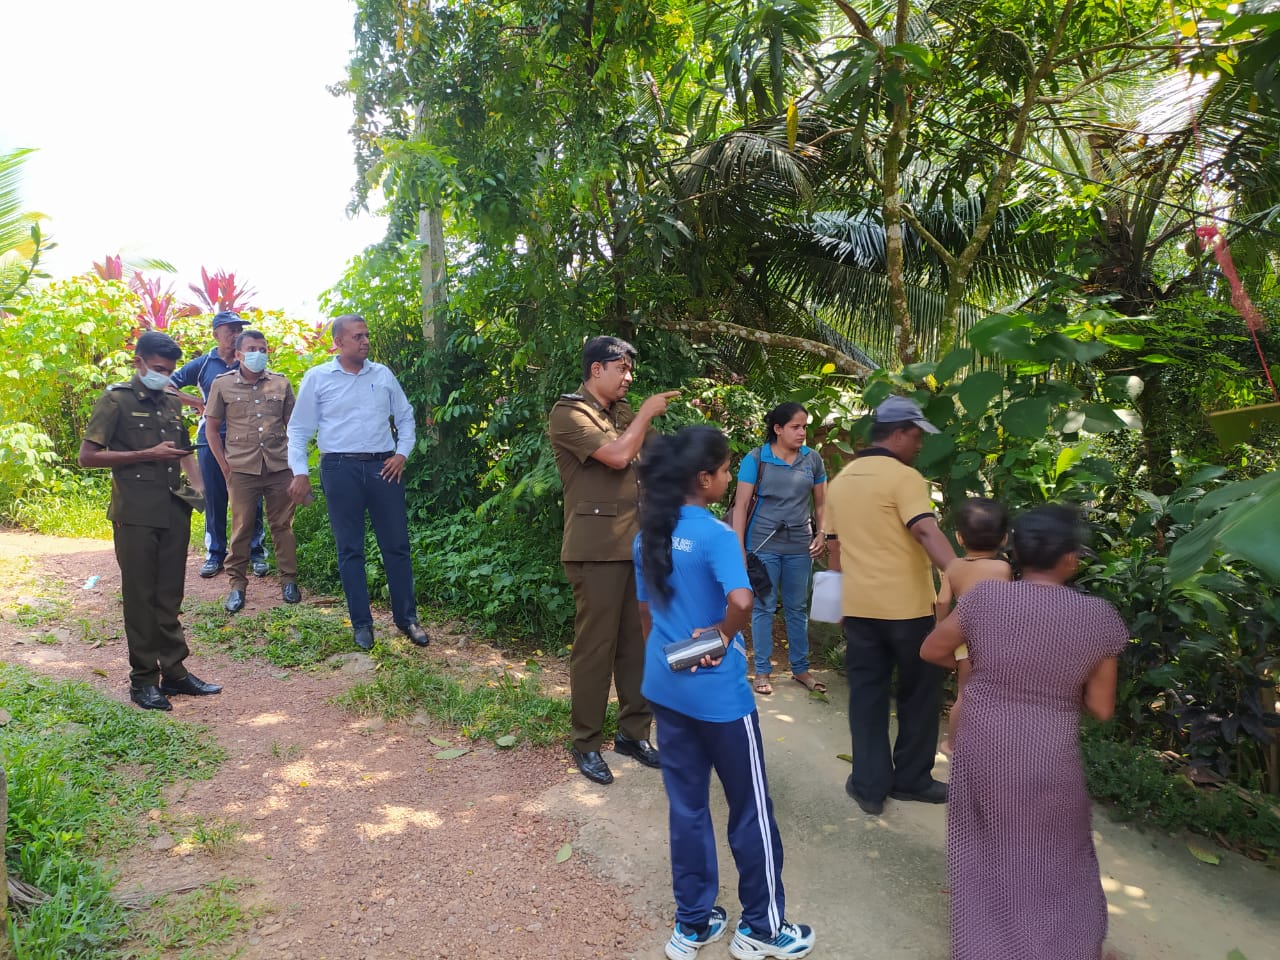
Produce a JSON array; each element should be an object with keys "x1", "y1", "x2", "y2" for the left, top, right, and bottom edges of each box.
[{"x1": 809, "y1": 570, "x2": 843, "y2": 623}]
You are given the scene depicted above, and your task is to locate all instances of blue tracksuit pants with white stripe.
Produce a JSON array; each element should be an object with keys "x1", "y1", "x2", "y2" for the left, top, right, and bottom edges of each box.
[{"x1": 652, "y1": 702, "x2": 786, "y2": 937}]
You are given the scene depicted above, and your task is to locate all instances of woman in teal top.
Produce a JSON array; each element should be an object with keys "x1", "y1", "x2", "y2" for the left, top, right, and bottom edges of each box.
[
  {"x1": 636, "y1": 426, "x2": 815, "y2": 960},
  {"x1": 731, "y1": 403, "x2": 827, "y2": 696}
]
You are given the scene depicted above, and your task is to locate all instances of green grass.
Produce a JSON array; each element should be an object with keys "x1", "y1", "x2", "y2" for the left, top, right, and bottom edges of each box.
[
  {"x1": 185, "y1": 601, "x2": 355, "y2": 668},
  {"x1": 335, "y1": 650, "x2": 596, "y2": 747},
  {"x1": 10, "y1": 486, "x2": 113, "y2": 539},
  {"x1": 2, "y1": 569, "x2": 70, "y2": 628},
  {"x1": 178, "y1": 817, "x2": 244, "y2": 857},
  {"x1": 122, "y1": 878, "x2": 262, "y2": 960},
  {"x1": 0, "y1": 663, "x2": 224, "y2": 959}
]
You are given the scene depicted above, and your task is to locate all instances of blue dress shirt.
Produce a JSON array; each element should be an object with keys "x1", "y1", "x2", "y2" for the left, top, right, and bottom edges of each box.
[{"x1": 286, "y1": 358, "x2": 416, "y2": 475}]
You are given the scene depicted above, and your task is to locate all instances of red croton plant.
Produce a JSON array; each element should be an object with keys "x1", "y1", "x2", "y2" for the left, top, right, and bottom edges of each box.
[{"x1": 91, "y1": 258, "x2": 256, "y2": 330}]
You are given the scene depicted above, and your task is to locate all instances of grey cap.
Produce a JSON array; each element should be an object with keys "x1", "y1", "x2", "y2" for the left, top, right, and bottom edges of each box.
[{"x1": 873, "y1": 395, "x2": 940, "y2": 434}]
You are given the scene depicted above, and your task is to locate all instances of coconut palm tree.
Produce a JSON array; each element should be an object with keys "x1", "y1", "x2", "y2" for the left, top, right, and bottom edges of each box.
[{"x1": 0, "y1": 148, "x2": 51, "y2": 311}]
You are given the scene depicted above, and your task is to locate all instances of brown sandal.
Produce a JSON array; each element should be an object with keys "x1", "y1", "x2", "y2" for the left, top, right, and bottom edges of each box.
[
  {"x1": 753, "y1": 677, "x2": 774, "y2": 695},
  {"x1": 793, "y1": 672, "x2": 827, "y2": 693}
]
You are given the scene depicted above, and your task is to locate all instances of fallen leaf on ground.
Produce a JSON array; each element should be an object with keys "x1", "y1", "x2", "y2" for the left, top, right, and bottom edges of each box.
[
  {"x1": 428, "y1": 736, "x2": 451, "y2": 748},
  {"x1": 495, "y1": 734, "x2": 517, "y2": 748},
  {"x1": 91, "y1": 668, "x2": 108, "y2": 678},
  {"x1": 435, "y1": 748, "x2": 469, "y2": 760},
  {"x1": 554, "y1": 843, "x2": 572, "y2": 864},
  {"x1": 1187, "y1": 843, "x2": 1221, "y2": 865},
  {"x1": 836, "y1": 753, "x2": 853, "y2": 763}
]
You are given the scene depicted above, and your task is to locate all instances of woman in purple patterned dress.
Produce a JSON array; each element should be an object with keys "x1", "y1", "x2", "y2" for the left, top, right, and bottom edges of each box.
[{"x1": 921, "y1": 505, "x2": 1128, "y2": 960}]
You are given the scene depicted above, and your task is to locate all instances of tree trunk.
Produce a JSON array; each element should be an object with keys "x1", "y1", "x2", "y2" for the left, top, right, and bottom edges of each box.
[
  {"x1": 414, "y1": 101, "x2": 449, "y2": 350},
  {"x1": 884, "y1": 0, "x2": 914, "y2": 366},
  {"x1": 419, "y1": 205, "x2": 447, "y2": 348},
  {"x1": 1135, "y1": 371, "x2": 1178, "y2": 495}
]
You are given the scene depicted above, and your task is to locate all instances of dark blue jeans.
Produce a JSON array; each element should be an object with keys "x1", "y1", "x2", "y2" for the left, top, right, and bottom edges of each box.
[
  {"x1": 197, "y1": 444, "x2": 265, "y2": 563},
  {"x1": 652, "y1": 703, "x2": 786, "y2": 939},
  {"x1": 319, "y1": 454, "x2": 417, "y2": 629}
]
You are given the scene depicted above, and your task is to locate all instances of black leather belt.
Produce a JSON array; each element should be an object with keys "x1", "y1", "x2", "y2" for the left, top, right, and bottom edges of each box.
[{"x1": 323, "y1": 451, "x2": 394, "y2": 461}]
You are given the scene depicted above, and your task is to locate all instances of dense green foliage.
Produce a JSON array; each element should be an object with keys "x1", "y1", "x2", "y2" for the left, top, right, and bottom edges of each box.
[
  {"x1": 319, "y1": 0, "x2": 1280, "y2": 804},
  {"x1": 0, "y1": 273, "x2": 332, "y2": 528},
  {"x1": 0, "y1": 664, "x2": 222, "y2": 958}
]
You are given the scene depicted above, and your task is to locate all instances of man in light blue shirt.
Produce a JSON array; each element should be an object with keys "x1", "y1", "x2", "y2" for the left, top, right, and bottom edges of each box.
[{"x1": 286, "y1": 314, "x2": 429, "y2": 651}]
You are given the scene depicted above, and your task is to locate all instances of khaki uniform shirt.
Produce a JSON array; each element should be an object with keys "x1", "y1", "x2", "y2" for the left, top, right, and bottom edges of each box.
[
  {"x1": 82, "y1": 374, "x2": 195, "y2": 528},
  {"x1": 549, "y1": 384, "x2": 640, "y2": 563},
  {"x1": 825, "y1": 448, "x2": 937, "y2": 619},
  {"x1": 204, "y1": 369, "x2": 295, "y2": 475}
]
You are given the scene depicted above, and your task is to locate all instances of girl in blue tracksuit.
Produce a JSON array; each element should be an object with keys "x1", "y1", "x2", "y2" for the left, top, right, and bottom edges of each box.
[{"x1": 635, "y1": 426, "x2": 815, "y2": 960}]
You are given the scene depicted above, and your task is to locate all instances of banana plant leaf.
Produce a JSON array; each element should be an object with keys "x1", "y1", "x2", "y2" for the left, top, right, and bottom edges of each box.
[
  {"x1": 1207, "y1": 401, "x2": 1280, "y2": 448},
  {"x1": 1167, "y1": 469, "x2": 1280, "y2": 583}
]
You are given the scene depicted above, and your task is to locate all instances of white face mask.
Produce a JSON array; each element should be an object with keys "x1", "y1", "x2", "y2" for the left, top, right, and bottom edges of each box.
[
  {"x1": 138, "y1": 363, "x2": 171, "y2": 391},
  {"x1": 241, "y1": 351, "x2": 269, "y2": 373}
]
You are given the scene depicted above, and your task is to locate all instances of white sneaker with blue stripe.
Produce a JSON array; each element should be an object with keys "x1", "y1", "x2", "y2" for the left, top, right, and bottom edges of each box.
[
  {"x1": 665, "y1": 905, "x2": 728, "y2": 960},
  {"x1": 729, "y1": 918, "x2": 815, "y2": 959}
]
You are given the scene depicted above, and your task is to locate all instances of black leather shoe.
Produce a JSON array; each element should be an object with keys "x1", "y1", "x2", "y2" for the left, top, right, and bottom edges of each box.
[
  {"x1": 252, "y1": 558, "x2": 270, "y2": 577},
  {"x1": 399, "y1": 621, "x2": 430, "y2": 647},
  {"x1": 130, "y1": 685, "x2": 172, "y2": 711},
  {"x1": 282, "y1": 582, "x2": 301, "y2": 604},
  {"x1": 613, "y1": 735, "x2": 660, "y2": 768},
  {"x1": 571, "y1": 748, "x2": 613, "y2": 785},
  {"x1": 199, "y1": 558, "x2": 223, "y2": 578},
  {"x1": 159, "y1": 673, "x2": 223, "y2": 696},
  {"x1": 846, "y1": 774, "x2": 884, "y2": 815},
  {"x1": 353, "y1": 625, "x2": 375, "y2": 651},
  {"x1": 224, "y1": 589, "x2": 245, "y2": 614},
  {"x1": 890, "y1": 780, "x2": 949, "y2": 804}
]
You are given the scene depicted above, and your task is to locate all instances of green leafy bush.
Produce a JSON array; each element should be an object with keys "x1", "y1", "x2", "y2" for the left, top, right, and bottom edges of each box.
[
  {"x1": 1082, "y1": 735, "x2": 1280, "y2": 857},
  {"x1": 408, "y1": 507, "x2": 575, "y2": 645}
]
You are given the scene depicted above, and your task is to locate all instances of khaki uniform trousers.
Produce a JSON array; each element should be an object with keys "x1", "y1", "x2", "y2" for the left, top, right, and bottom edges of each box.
[
  {"x1": 227, "y1": 468, "x2": 297, "y2": 590},
  {"x1": 114, "y1": 496, "x2": 192, "y2": 687},
  {"x1": 563, "y1": 560, "x2": 652, "y2": 751}
]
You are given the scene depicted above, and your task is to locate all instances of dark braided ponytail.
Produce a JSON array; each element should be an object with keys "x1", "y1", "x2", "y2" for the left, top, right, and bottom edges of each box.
[{"x1": 637, "y1": 426, "x2": 730, "y2": 607}]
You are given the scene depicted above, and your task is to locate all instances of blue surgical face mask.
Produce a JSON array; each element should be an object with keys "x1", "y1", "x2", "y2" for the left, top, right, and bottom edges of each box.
[
  {"x1": 241, "y1": 351, "x2": 269, "y2": 374},
  {"x1": 138, "y1": 364, "x2": 171, "y2": 391}
]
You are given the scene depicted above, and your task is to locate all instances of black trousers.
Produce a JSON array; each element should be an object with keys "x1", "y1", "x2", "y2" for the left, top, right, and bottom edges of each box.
[
  {"x1": 843, "y1": 615, "x2": 942, "y2": 802},
  {"x1": 114, "y1": 497, "x2": 192, "y2": 687}
]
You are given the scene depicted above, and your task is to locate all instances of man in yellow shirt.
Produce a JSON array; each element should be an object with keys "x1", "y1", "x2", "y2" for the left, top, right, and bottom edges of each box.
[{"x1": 825, "y1": 396, "x2": 957, "y2": 815}]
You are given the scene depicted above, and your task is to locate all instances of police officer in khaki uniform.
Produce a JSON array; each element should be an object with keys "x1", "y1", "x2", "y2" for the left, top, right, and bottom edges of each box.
[
  {"x1": 78, "y1": 331, "x2": 223, "y2": 711},
  {"x1": 549, "y1": 335, "x2": 679, "y2": 784},
  {"x1": 204, "y1": 329, "x2": 299, "y2": 614}
]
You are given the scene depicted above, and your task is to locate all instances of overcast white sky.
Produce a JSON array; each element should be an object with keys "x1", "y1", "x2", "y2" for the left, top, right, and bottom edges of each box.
[{"x1": 1, "y1": 0, "x2": 388, "y2": 321}]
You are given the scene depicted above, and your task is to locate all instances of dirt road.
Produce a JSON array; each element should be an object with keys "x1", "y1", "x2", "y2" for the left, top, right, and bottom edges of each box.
[{"x1": 2, "y1": 529, "x2": 1277, "y2": 959}]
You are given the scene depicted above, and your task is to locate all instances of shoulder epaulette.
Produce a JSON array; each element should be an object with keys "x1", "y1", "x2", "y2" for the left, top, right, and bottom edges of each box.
[
  {"x1": 212, "y1": 369, "x2": 236, "y2": 380},
  {"x1": 107, "y1": 382, "x2": 132, "y2": 391},
  {"x1": 558, "y1": 392, "x2": 585, "y2": 401}
]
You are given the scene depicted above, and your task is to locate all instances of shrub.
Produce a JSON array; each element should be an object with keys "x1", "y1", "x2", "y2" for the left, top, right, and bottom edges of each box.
[{"x1": 1082, "y1": 735, "x2": 1280, "y2": 858}]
